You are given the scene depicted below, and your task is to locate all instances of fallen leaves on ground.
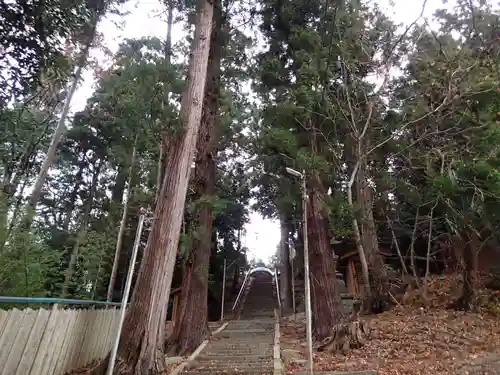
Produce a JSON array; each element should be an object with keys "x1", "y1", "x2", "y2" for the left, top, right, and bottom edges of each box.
[
  {"x1": 166, "y1": 362, "x2": 183, "y2": 373},
  {"x1": 281, "y1": 276, "x2": 500, "y2": 375}
]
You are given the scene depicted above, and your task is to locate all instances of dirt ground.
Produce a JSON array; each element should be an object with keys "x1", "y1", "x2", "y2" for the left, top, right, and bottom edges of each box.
[{"x1": 280, "y1": 276, "x2": 500, "y2": 375}]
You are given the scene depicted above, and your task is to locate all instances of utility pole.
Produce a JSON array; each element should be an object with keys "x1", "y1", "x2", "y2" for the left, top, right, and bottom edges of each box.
[{"x1": 286, "y1": 167, "x2": 313, "y2": 375}]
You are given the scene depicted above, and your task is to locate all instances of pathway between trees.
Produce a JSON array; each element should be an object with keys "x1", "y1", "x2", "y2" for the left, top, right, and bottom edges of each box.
[{"x1": 180, "y1": 271, "x2": 278, "y2": 374}]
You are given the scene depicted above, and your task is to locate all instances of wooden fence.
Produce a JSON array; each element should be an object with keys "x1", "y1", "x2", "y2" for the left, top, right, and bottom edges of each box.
[{"x1": 0, "y1": 306, "x2": 120, "y2": 375}]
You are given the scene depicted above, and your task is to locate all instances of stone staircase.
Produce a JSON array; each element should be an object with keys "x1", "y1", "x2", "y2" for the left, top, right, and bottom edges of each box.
[
  {"x1": 238, "y1": 271, "x2": 277, "y2": 319},
  {"x1": 181, "y1": 272, "x2": 278, "y2": 375}
]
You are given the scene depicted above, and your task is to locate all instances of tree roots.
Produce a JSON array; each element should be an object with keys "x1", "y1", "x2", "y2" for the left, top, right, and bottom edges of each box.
[
  {"x1": 317, "y1": 320, "x2": 370, "y2": 354},
  {"x1": 451, "y1": 294, "x2": 477, "y2": 312},
  {"x1": 66, "y1": 355, "x2": 108, "y2": 375},
  {"x1": 66, "y1": 351, "x2": 168, "y2": 375},
  {"x1": 317, "y1": 300, "x2": 370, "y2": 354}
]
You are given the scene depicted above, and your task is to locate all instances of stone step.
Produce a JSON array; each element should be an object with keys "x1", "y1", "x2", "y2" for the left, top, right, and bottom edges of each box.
[
  {"x1": 221, "y1": 326, "x2": 274, "y2": 331},
  {"x1": 206, "y1": 339, "x2": 272, "y2": 344},
  {"x1": 182, "y1": 371, "x2": 274, "y2": 375},
  {"x1": 212, "y1": 334, "x2": 274, "y2": 341},
  {"x1": 208, "y1": 341, "x2": 273, "y2": 346},
  {"x1": 204, "y1": 347, "x2": 272, "y2": 353},
  {"x1": 202, "y1": 350, "x2": 271, "y2": 356},
  {"x1": 204, "y1": 346, "x2": 271, "y2": 350},
  {"x1": 225, "y1": 324, "x2": 274, "y2": 328},
  {"x1": 196, "y1": 275, "x2": 277, "y2": 374},
  {"x1": 203, "y1": 345, "x2": 272, "y2": 350},
  {"x1": 220, "y1": 329, "x2": 274, "y2": 334},
  {"x1": 196, "y1": 354, "x2": 271, "y2": 362},
  {"x1": 229, "y1": 320, "x2": 275, "y2": 324},
  {"x1": 203, "y1": 344, "x2": 272, "y2": 349},
  {"x1": 195, "y1": 359, "x2": 273, "y2": 366},
  {"x1": 204, "y1": 346, "x2": 273, "y2": 350},
  {"x1": 212, "y1": 336, "x2": 272, "y2": 340},
  {"x1": 291, "y1": 372, "x2": 377, "y2": 375},
  {"x1": 221, "y1": 329, "x2": 270, "y2": 333},
  {"x1": 185, "y1": 364, "x2": 273, "y2": 372},
  {"x1": 212, "y1": 334, "x2": 272, "y2": 339},
  {"x1": 201, "y1": 347, "x2": 272, "y2": 353},
  {"x1": 228, "y1": 320, "x2": 275, "y2": 324},
  {"x1": 240, "y1": 312, "x2": 275, "y2": 315},
  {"x1": 212, "y1": 335, "x2": 273, "y2": 339},
  {"x1": 223, "y1": 329, "x2": 273, "y2": 332},
  {"x1": 211, "y1": 341, "x2": 273, "y2": 346}
]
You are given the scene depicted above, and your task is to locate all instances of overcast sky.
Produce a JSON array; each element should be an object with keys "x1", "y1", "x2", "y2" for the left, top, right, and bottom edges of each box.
[{"x1": 71, "y1": 0, "x2": 464, "y2": 263}]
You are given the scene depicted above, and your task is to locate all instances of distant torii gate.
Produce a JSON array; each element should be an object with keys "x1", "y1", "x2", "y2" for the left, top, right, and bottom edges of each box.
[{"x1": 231, "y1": 266, "x2": 281, "y2": 317}]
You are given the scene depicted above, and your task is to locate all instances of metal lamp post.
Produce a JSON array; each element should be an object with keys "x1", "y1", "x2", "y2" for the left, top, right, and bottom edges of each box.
[
  {"x1": 285, "y1": 167, "x2": 313, "y2": 375},
  {"x1": 221, "y1": 258, "x2": 227, "y2": 323},
  {"x1": 289, "y1": 242, "x2": 296, "y2": 317}
]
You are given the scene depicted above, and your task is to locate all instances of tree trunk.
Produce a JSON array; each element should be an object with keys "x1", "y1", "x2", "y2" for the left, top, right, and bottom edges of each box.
[
  {"x1": 61, "y1": 160, "x2": 101, "y2": 297},
  {"x1": 106, "y1": 142, "x2": 138, "y2": 302},
  {"x1": 155, "y1": 0, "x2": 174, "y2": 206},
  {"x1": 279, "y1": 212, "x2": 291, "y2": 312},
  {"x1": 387, "y1": 216, "x2": 409, "y2": 275},
  {"x1": 307, "y1": 172, "x2": 342, "y2": 340},
  {"x1": 306, "y1": 128, "x2": 342, "y2": 340},
  {"x1": 345, "y1": 133, "x2": 371, "y2": 297},
  {"x1": 61, "y1": 161, "x2": 85, "y2": 232},
  {"x1": 111, "y1": 166, "x2": 128, "y2": 208},
  {"x1": 4, "y1": 178, "x2": 28, "y2": 242},
  {"x1": 99, "y1": 2, "x2": 214, "y2": 374},
  {"x1": 167, "y1": 2, "x2": 223, "y2": 355},
  {"x1": 21, "y1": 2, "x2": 105, "y2": 230},
  {"x1": 356, "y1": 152, "x2": 390, "y2": 313},
  {"x1": 456, "y1": 232, "x2": 478, "y2": 312},
  {"x1": 347, "y1": 161, "x2": 371, "y2": 297}
]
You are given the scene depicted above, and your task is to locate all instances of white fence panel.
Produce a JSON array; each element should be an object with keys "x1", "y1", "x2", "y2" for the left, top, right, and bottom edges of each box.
[{"x1": 0, "y1": 307, "x2": 120, "y2": 375}]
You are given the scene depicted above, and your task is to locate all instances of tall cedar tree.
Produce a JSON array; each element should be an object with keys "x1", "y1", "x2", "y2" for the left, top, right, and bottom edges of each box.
[
  {"x1": 166, "y1": 0, "x2": 226, "y2": 355},
  {"x1": 82, "y1": 1, "x2": 215, "y2": 373}
]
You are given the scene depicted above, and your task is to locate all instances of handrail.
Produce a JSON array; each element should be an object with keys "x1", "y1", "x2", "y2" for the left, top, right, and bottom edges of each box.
[
  {"x1": 232, "y1": 269, "x2": 250, "y2": 312},
  {"x1": 0, "y1": 296, "x2": 122, "y2": 307},
  {"x1": 274, "y1": 267, "x2": 281, "y2": 311}
]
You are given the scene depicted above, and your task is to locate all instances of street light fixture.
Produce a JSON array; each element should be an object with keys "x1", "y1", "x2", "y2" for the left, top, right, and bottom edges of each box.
[
  {"x1": 285, "y1": 167, "x2": 313, "y2": 375},
  {"x1": 285, "y1": 167, "x2": 303, "y2": 178}
]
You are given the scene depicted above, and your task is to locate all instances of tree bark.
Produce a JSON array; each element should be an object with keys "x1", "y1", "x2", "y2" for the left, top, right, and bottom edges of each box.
[
  {"x1": 345, "y1": 133, "x2": 371, "y2": 296},
  {"x1": 111, "y1": 166, "x2": 128, "y2": 208},
  {"x1": 155, "y1": 0, "x2": 174, "y2": 206},
  {"x1": 21, "y1": 1, "x2": 106, "y2": 230},
  {"x1": 456, "y1": 232, "x2": 478, "y2": 311},
  {"x1": 356, "y1": 148, "x2": 390, "y2": 313},
  {"x1": 307, "y1": 129, "x2": 342, "y2": 340},
  {"x1": 61, "y1": 160, "x2": 85, "y2": 232},
  {"x1": 167, "y1": 1, "x2": 223, "y2": 355},
  {"x1": 307, "y1": 172, "x2": 342, "y2": 340},
  {"x1": 279, "y1": 212, "x2": 292, "y2": 312},
  {"x1": 61, "y1": 160, "x2": 101, "y2": 297},
  {"x1": 347, "y1": 161, "x2": 371, "y2": 297},
  {"x1": 106, "y1": 2, "x2": 214, "y2": 374},
  {"x1": 106, "y1": 141, "x2": 138, "y2": 302}
]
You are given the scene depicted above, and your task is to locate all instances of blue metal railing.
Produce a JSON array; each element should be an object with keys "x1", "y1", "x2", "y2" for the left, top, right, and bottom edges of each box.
[{"x1": 0, "y1": 296, "x2": 122, "y2": 307}]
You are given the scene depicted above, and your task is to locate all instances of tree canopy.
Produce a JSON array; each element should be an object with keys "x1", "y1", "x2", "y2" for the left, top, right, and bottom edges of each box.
[{"x1": 1, "y1": 0, "x2": 500, "y2": 373}]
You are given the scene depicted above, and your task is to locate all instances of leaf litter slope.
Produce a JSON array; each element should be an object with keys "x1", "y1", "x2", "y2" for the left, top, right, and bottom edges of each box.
[{"x1": 281, "y1": 276, "x2": 500, "y2": 375}]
